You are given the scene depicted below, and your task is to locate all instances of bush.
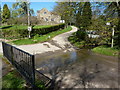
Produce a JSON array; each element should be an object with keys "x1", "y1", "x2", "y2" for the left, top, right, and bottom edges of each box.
[
  {"x1": 1, "y1": 24, "x2": 65, "y2": 39},
  {"x1": 30, "y1": 16, "x2": 39, "y2": 25},
  {"x1": 7, "y1": 16, "x2": 39, "y2": 25},
  {"x1": 76, "y1": 28, "x2": 87, "y2": 41},
  {"x1": 31, "y1": 24, "x2": 65, "y2": 36}
]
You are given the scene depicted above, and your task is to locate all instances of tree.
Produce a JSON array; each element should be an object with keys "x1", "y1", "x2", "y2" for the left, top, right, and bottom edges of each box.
[
  {"x1": 0, "y1": 5, "x2": 2, "y2": 24},
  {"x1": 82, "y1": 2, "x2": 92, "y2": 30},
  {"x1": 53, "y1": 2, "x2": 77, "y2": 26},
  {"x1": 12, "y1": 0, "x2": 34, "y2": 17},
  {"x1": 76, "y1": 2, "x2": 92, "y2": 46},
  {"x1": 104, "y1": 2, "x2": 120, "y2": 48},
  {"x1": 76, "y1": 2, "x2": 84, "y2": 27},
  {"x1": 2, "y1": 4, "x2": 10, "y2": 23}
]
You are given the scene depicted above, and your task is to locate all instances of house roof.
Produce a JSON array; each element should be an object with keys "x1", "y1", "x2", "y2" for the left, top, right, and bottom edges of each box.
[
  {"x1": 37, "y1": 8, "x2": 49, "y2": 13},
  {"x1": 37, "y1": 8, "x2": 60, "y2": 16}
]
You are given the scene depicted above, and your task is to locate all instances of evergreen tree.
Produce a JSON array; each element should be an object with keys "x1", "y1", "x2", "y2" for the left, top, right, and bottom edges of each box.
[
  {"x1": 76, "y1": 11, "x2": 82, "y2": 27},
  {"x1": 2, "y1": 4, "x2": 10, "y2": 23},
  {"x1": 76, "y1": 2, "x2": 84, "y2": 27},
  {"x1": 82, "y1": 2, "x2": 92, "y2": 30}
]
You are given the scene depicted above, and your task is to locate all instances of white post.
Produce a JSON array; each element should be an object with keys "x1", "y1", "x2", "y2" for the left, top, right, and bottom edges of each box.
[
  {"x1": 111, "y1": 26, "x2": 115, "y2": 48},
  {"x1": 29, "y1": 31, "x2": 31, "y2": 38}
]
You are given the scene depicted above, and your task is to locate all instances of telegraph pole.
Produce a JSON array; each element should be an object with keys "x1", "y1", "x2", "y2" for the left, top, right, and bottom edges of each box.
[{"x1": 27, "y1": 0, "x2": 30, "y2": 26}]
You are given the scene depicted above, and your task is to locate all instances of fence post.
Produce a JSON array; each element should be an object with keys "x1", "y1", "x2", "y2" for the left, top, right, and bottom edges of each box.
[
  {"x1": 11, "y1": 46, "x2": 14, "y2": 64},
  {"x1": 2, "y1": 42, "x2": 4, "y2": 56},
  {"x1": 32, "y1": 55, "x2": 35, "y2": 87},
  {"x1": 2, "y1": 42, "x2": 36, "y2": 88}
]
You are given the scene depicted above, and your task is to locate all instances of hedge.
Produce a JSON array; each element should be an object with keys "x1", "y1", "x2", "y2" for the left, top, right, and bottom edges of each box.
[
  {"x1": 31, "y1": 23, "x2": 65, "y2": 36},
  {"x1": 1, "y1": 24, "x2": 65, "y2": 39}
]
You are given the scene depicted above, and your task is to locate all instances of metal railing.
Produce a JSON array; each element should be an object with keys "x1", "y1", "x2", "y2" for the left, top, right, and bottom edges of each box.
[{"x1": 2, "y1": 42, "x2": 35, "y2": 87}]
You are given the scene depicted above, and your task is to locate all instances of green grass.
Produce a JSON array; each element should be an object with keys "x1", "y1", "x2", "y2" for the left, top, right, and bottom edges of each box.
[
  {"x1": 2, "y1": 70, "x2": 46, "y2": 89},
  {"x1": 0, "y1": 25, "x2": 12, "y2": 28},
  {"x1": 92, "y1": 45, "x2": 119, "y2": 56},
  {"x1": 1, "y1": 25, "x2": 27, "y2": 30},
  {"x1": 33, "y1": 25, "x2": 52, "y2": 29},
  {"x1": 2, "y1": 70, "x2": 26, "y2": 88},
  {"x1": 1, "y1": 25, "x2": 52, "y2": 30},
  {"x1": 11, "y1": 26, "x2": 72, "y2": 45},
  {"x1": 0, "y1": 54, "x2": 3, "y2": 58}
]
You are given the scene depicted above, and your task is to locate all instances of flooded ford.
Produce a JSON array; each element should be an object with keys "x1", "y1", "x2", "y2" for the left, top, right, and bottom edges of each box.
[{"x1": 35, "y1": 49, "x2": 118, "y2": 88}]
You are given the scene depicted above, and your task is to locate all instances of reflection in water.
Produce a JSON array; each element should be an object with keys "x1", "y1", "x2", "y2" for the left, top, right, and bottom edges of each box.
[
  {"x1": 70, "y1": 51, "x2": 77, "y2": 62},
  {"x1": 35, "y1": 51, "x2": 77, "y2": 74},
  {"x1": 35, "y1": 51, "x2": 78, "y2": 89},
  {"x1": 35, "y1": 49, "x2": 118, "y2": 88},
  {"x1": 35, "y1": 49, "x2": 117, "y2": 73}
]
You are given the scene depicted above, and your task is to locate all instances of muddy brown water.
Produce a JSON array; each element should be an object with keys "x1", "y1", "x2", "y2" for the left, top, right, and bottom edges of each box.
[{"x1": 35, "y1": 49, "x2": 118, "y2": 88}]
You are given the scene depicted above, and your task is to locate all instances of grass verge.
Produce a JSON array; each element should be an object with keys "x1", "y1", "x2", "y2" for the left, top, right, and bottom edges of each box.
[
  {"x1": 2, "y1": 70, "x2": 46, "y2": 89},
  {"x1": 0, "y1": 25, "x2": 51, "y2": 30},
  {"x1": 2, "y1": 70, "x2": 26, "y2": 88},
  {"x1": 92, "y1": 45, "x2": 119, "y2": 56},
  {"x1": 11, "y1": 26, "x2": 72, "y2": 45},
  {"x1": 0, "y1": 54, "x2": 3, "y2": 58}
]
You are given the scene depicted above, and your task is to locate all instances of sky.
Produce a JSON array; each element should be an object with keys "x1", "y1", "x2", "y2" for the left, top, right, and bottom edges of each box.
[
  {"x1": 1, "y1": 1, "x2": 107, "y2": 17},
  {"x1": 1, "y1": 2, "x2": 57, "y2": 16}
]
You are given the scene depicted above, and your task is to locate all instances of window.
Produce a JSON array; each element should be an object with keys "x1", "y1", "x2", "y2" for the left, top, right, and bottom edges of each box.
[
  {"x1": 45, "y1": 18, "x2": 48, "y2": 21},
  {"x1": 44, "y1": 12, "x2": 47, "y2": 14},
  {"x1": 51, "y1": 18, "x2": 54, "y2": 21}
]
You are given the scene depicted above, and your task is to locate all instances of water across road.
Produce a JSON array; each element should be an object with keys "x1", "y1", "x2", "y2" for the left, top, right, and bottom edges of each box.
[{"x1": 35, "y1": 49, "x2": 118, "y2": 88}]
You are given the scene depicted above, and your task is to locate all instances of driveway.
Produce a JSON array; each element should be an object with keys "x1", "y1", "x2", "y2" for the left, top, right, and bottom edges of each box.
[
  {"x1": 17, "y1": 26, "x2": 77, "y2": 54},
  {"x1": 0, "y1": 26, "x2": 78, "y2": 55}
]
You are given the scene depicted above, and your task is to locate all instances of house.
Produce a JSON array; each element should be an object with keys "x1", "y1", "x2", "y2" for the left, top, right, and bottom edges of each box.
[{"x1": 37, "y1": 8, "x2": 61, "y2": 24}]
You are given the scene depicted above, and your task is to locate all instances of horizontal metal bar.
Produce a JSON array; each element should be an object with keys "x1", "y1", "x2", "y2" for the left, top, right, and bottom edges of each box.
[{"x1": 2, "y1": 42, "x2": 33, "y2": 56}]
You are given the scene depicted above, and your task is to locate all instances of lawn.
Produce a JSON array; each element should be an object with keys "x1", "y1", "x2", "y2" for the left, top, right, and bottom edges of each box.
[
  {"x1": 0, "y1": 25, "x2": 52, "y2": 30},
  {"x1": 11, "y1": 26, "x2": 72, "y2": 45},
  {"x1": 33, "y1": 25, "x2": 52, "y2": 29},
  {"x1": 92, "y1": 45, "x2": 119, "y2": 56},
  {"x1": 2, "y1": 70, "x2": 46, "y2": 89},
  {"x1": 0, "y1": 54, "x2": 2, "y2": 58},
  {"x1": 2, "y1": 70, "x2": 26, "y2": 88}
]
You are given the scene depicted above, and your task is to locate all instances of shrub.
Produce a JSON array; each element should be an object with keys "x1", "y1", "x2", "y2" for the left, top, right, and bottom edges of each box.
[
  {"x1": 1, "y1": 24, "x2": 65, "y2": 39},
  {"x1": 7, "y1": 16, "x2": 38, "y2": 25},
  {"x1": 31, "y1": 24, "x2": 65, "y2": 36},
  {"x1": 76, "y1": 28, "x2": 87, "y2": 41}
]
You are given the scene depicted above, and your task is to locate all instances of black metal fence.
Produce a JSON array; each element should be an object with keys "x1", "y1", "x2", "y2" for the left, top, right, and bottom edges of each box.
[{"x1": 2, "y1": 42, "x2": 35, "y2": 87}]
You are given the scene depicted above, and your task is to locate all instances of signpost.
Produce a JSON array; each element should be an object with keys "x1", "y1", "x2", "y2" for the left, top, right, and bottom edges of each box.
[
  {"x1": 106, "y1": 22, "x2": 115, "y2": 48},
  {"x1": 28, "y1": 26, "x2": 32, "y2": 38}
]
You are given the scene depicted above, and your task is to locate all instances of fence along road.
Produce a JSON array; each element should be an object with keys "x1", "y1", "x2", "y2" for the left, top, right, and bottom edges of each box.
[
  {"x1": 2, "y1": 42, "x2": 52, "y2": 88},
  {"x1": 2, "y1": 42, "x2": 35, "y2": 87},
  {"x1": 0, "y1": 42, "x2": 2, "y2": 54}
]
